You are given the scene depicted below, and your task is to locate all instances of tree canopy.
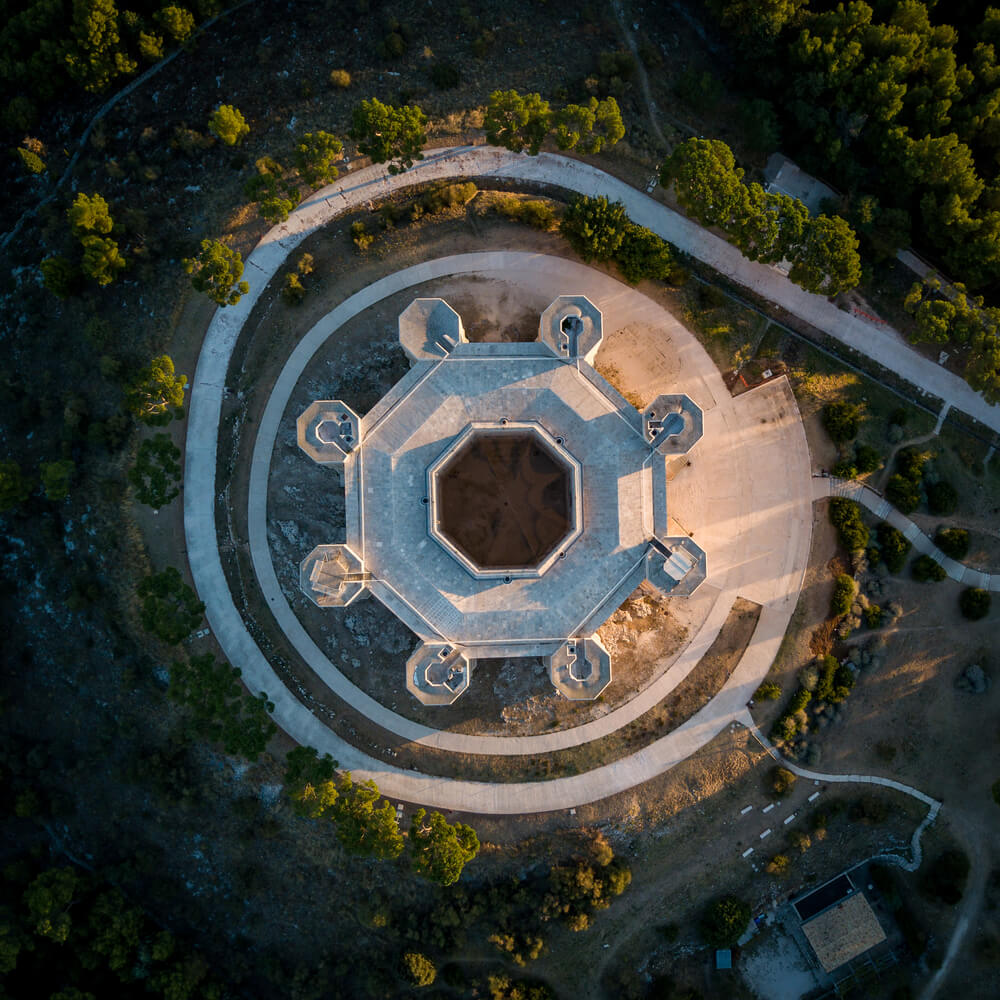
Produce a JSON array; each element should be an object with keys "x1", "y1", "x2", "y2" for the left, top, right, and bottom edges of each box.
[
  {"x1": 124, "y1": 355, "x2": 187, "y2": 425},
  {"x1": 137, "y1": 566, "x2": 204, "y2": 645},
  {"x1": 408, "y1": 808, "x2": 480, "y2": 885},
  {"x1": 349, "y1": 98, "x2": 427, "y2": 174},
  {"x1": 485, "y1": 90, "x2": 552, "y2": 155},
  {"x1": 184, "y1": 240, "x2": 250, "y2": 307},
  {"x1": 207, "y1": 104, "x2": 249, "y2": 146},
  {"x1": 560, "y1": 195, "x2": 629, "y2": 262}
]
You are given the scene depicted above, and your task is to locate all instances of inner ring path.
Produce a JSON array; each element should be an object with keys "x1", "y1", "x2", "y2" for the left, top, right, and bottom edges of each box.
[{"x1": 185, "y1": 157, "x2": 813, "y2": 813}]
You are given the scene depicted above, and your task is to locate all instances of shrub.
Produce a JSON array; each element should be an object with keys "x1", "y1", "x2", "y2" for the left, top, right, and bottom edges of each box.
[
  {"x1": 329, "y1": 69, "x2": 351, "y2": 88},
  {"x1": 854, "y1": 443, "x2": 882, "y2": 473},
  {"x1": 927, "y1": 480, "x2": 958, "y2": 515},
  {"x1": 560, "y1": 195, "x2": 628, "y2": 262},
  {"x1": 921, "y1": 849, "x2": 970, "y2": 905},
  {"x1": 832, "y1": 459, "x2": 858, "y2": 479},
  {"x1": 282, "y1": 272, "x2": 306, "y2": 305},
  {"x1": 40, "y1": 256, "x2": 79, "y2": 299},
  {"x1": 935, "y1": 527, "x2": 969, "y2": 560},
  {"x1": 831, "y1": 574, "x2": 856, "y2": 616},
  {"x1": 183, "y1": 240, "x2": 249, "y2": 306},
  {"x1": 886, "y1": 474, "x2": 921, "y2": 513},
  {"x1": 351, "y1": 221, "x2": 374, "y2": 251},
  {"x1": 40, "y1": 460, "x2": 74, "y2": 500},
  {"x1": 129, "y1": 434, "x2": 181, "y2": 508},
  {"x1": 912, "y1": 554, "x2": 946, "y2": 582},
  {"x1": 864, "y1": 604, "x2": 884, "y2": 627},
  {"x1": 401, "y1": 952, "x2": 436, "y2": 987},
  {"x1": 877, "y1": 522, "x2": 912, "y2": 573},
  {"x1": 16, "y1": 145, "x2": 46, "y2": 174},
  {"x1": 771, "y1": 766, "x2": 796, "y2": 796},
  {"x1": 207, "y1": 104, "x2": 250, "y2": 146},
  {"x1": 959, "y1": 587, "x2": 991, "y2": 620},
  {"x1": 700, "y1": 896, "x2": 751, "y2": 948},
  {"x1": 614, "y1": 222, "x2": 674, "y2": 285},
  {"x1": 822, "y1": 401, "x2": 862, "y2": 443},
  {"x1": 0, "y1": 461, "x2": 33, "y2": 511},
  {"x1": 896, "y1": 446, "x2": 928, "y2": 482},
  {"x1": 421, "y1": 181, "x2": 477, "y2": 213},
  {"x1": 754, "y1": 681, "x2": 781, "y2": 700},
  {"x1": 766, "y1": 854, "x2": 790, "y2": 875},
  {"x1": 829, "y1": 497, "x2": 869, "y2": 550},
  {"x1": 790, "y1": 831, "x2": 812, "y2": 853}
]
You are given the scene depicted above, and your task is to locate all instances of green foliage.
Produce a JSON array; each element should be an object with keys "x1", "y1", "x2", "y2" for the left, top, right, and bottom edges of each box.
[
  {"x1": 822, "y1": 400, "x2": 862, "y2": 443},
  {"x1": 935, "y1": 527, "x2": 969, "y2": 560},
  {"x1": 68, "y1": 192, "x2": 113, "y2": 235},
  {"x1": 137, "y1": 566, "x2": 204, "y2": 645},
  {"x1": 183, "y1": 239, "x2": 249, "y2": 306},
  {"x1": 124, "y1": 355, "x2": 187, "y2": 425},
  {"x1": 754, "y1": 681, "x2": 781, "y2": 700},
  {"x1": 788, "y1": 214, "x2": 862, "y2": 295},
  {"x1": 243, "y1": 156, "x2": 300, "y2": 223},
  {"x1": 877, "y1": 522, "x2": 912, "y2": 574},
  {"x1": 332, "y1": 776, "x2": 404, "y2": 859},
  {"x1": 86, "y1": 890, "x2": 143, "y2": 973},
  {"x1": 554, "y1": 97, "x2": 624, "y2": 154},
  {"x1": 485, "y1": 89, "x2": 552, "y2": 155},
  {"x1": 129, "y1": 434, "x2": 181, "y2": 508},
  {"x1": 24, "y1": 867, "x2": 78, "y2": 943},
  {"x1": 830, "y1": 573, "x2": 855, "y2": 616},
  {"x1": 401, "y1": 951, "x2": 436, "y2": 987},
  {"x1": 854, "y1": 443, "x2": 882, "y2": 474},
  {"x1": 864, "y1": 603, "x2": 883, "y2": 627},
  {"x1": 487, "y1": 974, "x2": 553, "y2": 1000},
  {"x1": 662, "y1": 138, "x2": 746, "y2": 229},
  {"x1": 284, "y1": 746, "x2": 338, "y2": 818},
  {"x1": 0, "y1": 460, "x2": 33, "y2": 511},
  {"x1": 137, "y1": 31, "x2": 164, "y2": 62},
  {"x1": 886, "y1": 474, "x2": 921, "y2": 514},
  {"x1": 409, "y1": 808, "x2": 480, "y2": 885},
  {"x1": 766, "y1": 853, "x2": 790, "y2": 875},
  {"x1": 927, "y1": 480, "x2": 958, "y2": 515},
  {"x1": 960, "y1": 587, "x2": 991, "y2": 621},
  {"x1": 614, "y1": 222, "x2": 674, "y2": 284},
  {"x1": 207, "y1": 104, "x2": 249, "y2": 146},
  {"x1": 349, "y1": 98, "x2": 427, "y2": 174},
  {"x1": 420, "y1": 181, "x2": 478, "y2": 213},
  {"x1": 40, "y1": 255, "x2": 79, "y2": 299},
  {"x1": 170, "y1": 653, "x2": 276, "y2": 760},
  {"x1": 351, "y1": 221, "x2": 374, "y2": 251},
  {"x1": 921, "y1": 848, "x2": 970, "y2": 905},
  {"x1": 912, "y1": 554, "x2": 947, "y2": 582},
  {"x1": 700, "y1": 895, "x2": 750, "y2": 948},
  {"x1": 16, "y1": 145, "x2": 46, "y2": 174},
  {"x1": 281, "y1": 272, "x2": 305, "y2": 305},
  {"x1": 771, "y1": 766, "x2": 796, "y2": 795},
  {"x1": 65, "y1": 0, "x2": 137, "y2": 93},
  {"x1": 79, "y1": 234, "x2": 126, "y2": 286},
  {"x1": 495, "y1": 196, "x2": 558, "y2": 230},
  {"x1": 294, "y1": 131, "x2": 342, "y2": 187},
  {"x1": 155, "y1": 6, "x2": 195, "y2": 43},
  {"x1": 560, "y1": 195, "x2": 628, "y2": 262},
  {"x1": 40, "y1": 459, "x2": 74, "y2": 501}
]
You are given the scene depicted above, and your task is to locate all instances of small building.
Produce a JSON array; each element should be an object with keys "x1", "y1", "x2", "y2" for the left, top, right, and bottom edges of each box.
[
  {"x1": 796, "y1": 882, "x2": 887, "y2": 974},
  {"x1": 763, "y1": 153, "x2": 838, "y2": 217},
  {"x1": 715, "y1": 949, "x2": 732, "y2": 971}
]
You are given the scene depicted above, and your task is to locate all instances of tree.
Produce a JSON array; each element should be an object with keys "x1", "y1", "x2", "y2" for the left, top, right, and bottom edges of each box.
[
  {"x1": 80, "y1": 234, "x2": 126, "y2": 286},
  {"x1": 170, "y1": 653, "x2": 276, "y2": 760},
  {"x1": 959, "y1": 587, "x2": 991, "y2": 620},
  {"x1": 65, "y1": 0, "x2": 136, "y2": 93},
  {"x1": 125, "y1": 355, "x2": 187, "y2": 425},
  {"x1": 935, "y1": 527, "x2": 969, "y2": 560},
  {"x1": 886, "y1": 474, "x2": 921, "y2": 514},
  {"x1": 40, "y1": 256, "x2": 79, "y2": 299},
  {"x1": 554, "y1": 97, "x2": 624, "y2": 154},
  {"x1": 821, "y1": 400, "x2": 862, "y2": 442},
  {"x1": 40, "y1": 459, "x2": 74, "y2": 500},
  {"x1": 754, "y1": 681, "x2": 781, "y2": 700},
  {"x1": 829, "y1": 496, "x2": 869, "y2": 550},
  {"x1": 129, "y1": 434, "x2": 181, "y2": 508},
  {"x1": 16, "y1": 145, "x2": 46, "y2": 174},
  {"x1": 766, "y1": 853, "x2": 790, "y2": 875},
  {"x1": 86, "y1": 890, "x2": 143, "y2": 974},
  {"x1": 560, "y1": 195, "x2": 628, "y2": 262},
  {"x1": 349, "y1": 98, "x2": 426, "y2": 174},
  {"x1": 877, "y1": 522, "x2": 912, "y2": 573},
  {"x1": 409, "y1": 808, "x2": 480, "y2": 885},
  {"x1": 332, "y1": 777, "x2": 404, "y2": 859},
  {"x1": 284, "y1": 746, "x2": 339, "y2": 818},
  {"x1": 67, "y1": 192, "x2": 113, "y2": 235},
  {"x1": 294, "y1": 130, "x2": 343, "y2": 187},
  {"x1": 137, "y1": 566, "x2": 204, "y2": 644},
  {"x1": 912, "y1": 554, "x2": 947, "y2": 582},
  {"x1": 700, "y1": 895, "x2": 750, "y2": 948},
  {"x1": 661, "y1": 138, "x2": 746, "y2": 229},
  {"x1": 207, "y1": 104, "x2": 249, "y2": 146},
  {"x1": 771, "y1": 766, "x2": 796, "y2": 795},
  {"x1": 485, "y1": 90, "x2": 552, "y2": 155},
  {"x1": 789, "y1": 214, "x2": 862, "y2": 294},
  {"x1": 243, "y1": 158, "x2": 299, "y2": 224},
  {"x1": 718, "y1": 0, "x2": 807, "y2": 40},
  {"x1": 614, "y1": 223, "x2": 674, "y2": 284},
  {"x1": 401, "y1": 952, "x2": 436, "y2": 988},
  {"x1": 183, "y1": 239, "x2": 249, "y2": 306},
  {"x1": 138, "y1": 31, "x2": 164, "y2": 61},
  {"x1": 0, "y1": 460, "x2": 33, "y2": 511},
  {"x1": 155, "y1": 5, "x2": 195, "y2": 42},
  {"x1": 24, "y1": 867, "x2": 78, "y2": 943}
]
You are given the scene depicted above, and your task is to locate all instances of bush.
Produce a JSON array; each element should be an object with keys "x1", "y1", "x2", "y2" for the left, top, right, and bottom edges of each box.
[
  {"x1": 921, "y1": 849, "x2": 970, "y2": 905},
  {"x1": 896, "y1": 446, "x2": 928, "y2": 482},
  {"x1": 854, "y1": 443, "x2": 882, "y2": 473},
  {"x1": 700, "y1": 896, "x2": 750, "y2": 948},
  {"x1": 790, "y1": 831, "x2": 812, "y2": 853},
  {"x1": 912, "y1": 554, "x2": 946, "y2": 582},
  {"x1": 829, "y1": 497, "x2": 869, "y2": 550},
  {"x1": 927, "y1": 480, "x2": 958, "y2": 515},
  {"x1": 766, "y1": 854, "x2": 790, "y2": 875},
  {"x1": 886, "y1": 474, "x2": 921, "y2": 513},
  {"x1": 822, "y1": 401, "x2": 862, "y2": 443},
  {"x1": 40, "y1": 460, "x2": 74, "y2": 500},
  {"x1": 351, "y1": 221, "x2": 374, "y2": 251},
  {"x1": 959, "y1": 587, "x2": 991, "y2": 620},
  {"x1": 831, "y1": 574, "x2": 856, "y2": 616},
  {"x1": 329, "y1": 68, "x2": 351, "y2": 88},
  {"x1": 282, "y1": 272, "x2": 306, "y2": 305},
  {"x1": 401, "y1": 952, "x2": 436, "y2": 987},
  {"x1": 771, "y1": 766, "x2": 796, "y2": 795},
  {"x1": 207, "y1": 104, "x2": 249, "y2": 146},
  {"x1": 754, "y1": 682, "x2": 781, "y2": 700},
  {"x1": 877, "y1": 522, "x2": 912, "y2": 573},
  {"x1": 864, "y1": 603, "x2": 884, "y2": 627},
  {"x1": 421, "y1": 181, "x2": 477, "y2": 213},
  {"x1": 935, "y1": 527, "x2": 969, "y2": 560},
  {"x1": 560, "y1": 194, "x2": 628, "y2": 262},
  {"x1": 614, "y1": 222, "x2": 674, "y2": 285}
]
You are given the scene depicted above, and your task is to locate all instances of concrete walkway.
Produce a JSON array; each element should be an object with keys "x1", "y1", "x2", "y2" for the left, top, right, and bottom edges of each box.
[{"x1": 813, "y1": 476, "x2": 1000, "y2": 591}]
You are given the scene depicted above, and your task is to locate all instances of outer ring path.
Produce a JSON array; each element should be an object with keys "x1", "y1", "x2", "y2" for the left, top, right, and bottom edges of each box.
[{"x1": 185, "y1": 154, "x2": 813, "y2": 813}]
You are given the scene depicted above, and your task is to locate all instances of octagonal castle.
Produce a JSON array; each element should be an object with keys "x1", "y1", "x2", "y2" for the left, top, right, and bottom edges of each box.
[{"x1": 297, "y1": 295, "x2": 705, "y2": 705}]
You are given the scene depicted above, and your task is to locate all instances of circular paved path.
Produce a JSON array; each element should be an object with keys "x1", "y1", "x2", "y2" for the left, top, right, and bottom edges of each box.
[{"x1": 185, "y1": 159, "x2": 816, "y2": 812}]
